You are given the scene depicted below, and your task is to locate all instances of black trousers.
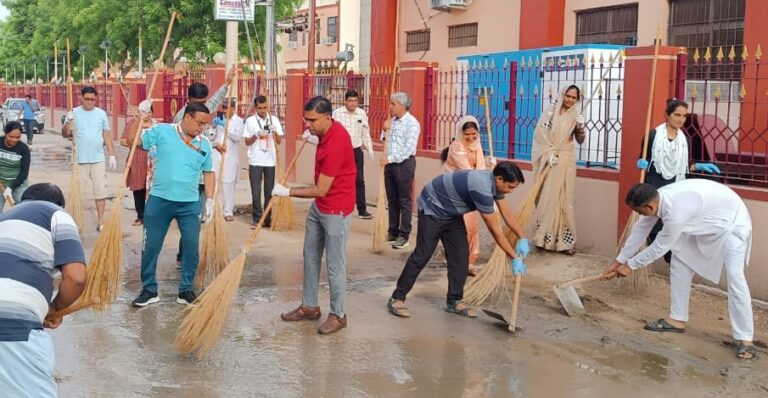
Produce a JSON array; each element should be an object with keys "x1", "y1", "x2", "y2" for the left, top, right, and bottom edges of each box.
[
  {"x1": 384, "y1": 156, "x2": 416, "y2": 239},
  {"x1": 249, "y1": 165, "x2": 276, "y2": 224},
  {"x1": 392, "y1": 211, "x2": 469, "y2": 305},
  {"x1": 133, "y1": 189, "x2": 146, "y2": 220},
  {"x1": 354, "y1": 147, "x2": 367, "y2": 214}
]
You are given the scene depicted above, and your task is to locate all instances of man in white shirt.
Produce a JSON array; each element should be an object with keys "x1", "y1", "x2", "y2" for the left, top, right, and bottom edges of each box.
[
  {"x1": 604, "y1": 180, "x2": 756, "y2": 360},
  {"x1": 211, "y1": 99, "x2": 244, "y2": 221},
  {"x1": 243, "y1": 95, "x2": 283, "y2": 228},
  {"x1": 333, "y1": 90, "x2": 374, "y2": 219}
]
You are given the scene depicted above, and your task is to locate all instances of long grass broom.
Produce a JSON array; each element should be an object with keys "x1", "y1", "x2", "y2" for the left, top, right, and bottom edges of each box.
[
  {"x1": 196, "y1": 83, "x2": 235, "y2": 290},
  {"x1": 64, "y1": 39, "x2": 85, "y2": 232},
  {"x1": 270, "y1": 126, "x2": 297, "y2": 231},
  {"x1": 176, "y1": 140, "x2": 309, "y2": 358},
  {"x1": 372, "y1": 66, "x2": 399, "y2": 254},
  {"x1": 618, "y1": 26, "x2": 663, "y2": 293},
  {"x1": 76, "y1": 12, "x2": 177, "y2": 311}
]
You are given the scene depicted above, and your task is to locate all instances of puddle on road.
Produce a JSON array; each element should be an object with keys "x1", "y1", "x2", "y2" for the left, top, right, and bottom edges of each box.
[{"x1": 31, "y1": 144, "x2": 72, "y2": 170}]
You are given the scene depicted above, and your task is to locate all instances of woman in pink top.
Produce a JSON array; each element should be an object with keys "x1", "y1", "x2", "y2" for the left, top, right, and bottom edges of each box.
[{"x1": 440, "y1": 115, "x2": 488, "y2": 276}]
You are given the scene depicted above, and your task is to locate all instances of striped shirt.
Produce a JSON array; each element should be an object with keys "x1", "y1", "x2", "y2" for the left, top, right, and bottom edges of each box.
[
  {"x1": 386, "y1": 112, "x2": 420, "y2": 164},
  {"x1": 0, "y1": 201, "x2": 85, "y2": 340},
  {"x1": 332, "y1": 107, "x2": 372, "y2": 151},
  {"x1": 418, "y1": 170, "x2": 503, "y2": 220}
]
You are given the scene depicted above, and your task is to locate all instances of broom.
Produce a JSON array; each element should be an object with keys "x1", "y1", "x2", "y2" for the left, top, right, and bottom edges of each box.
[
  {"x1": 176, "y1": 140, "x2": 309, "y2": 358},
  {"x1": 76, "y1": 12, "x2": 177, "y2": 311},
  {"x1": 64, "y1": 39, "x2": 85, "y2": 232},
  {"x1": 270, "y1": 124, "x2": 297, "y2": 231},
  {"x1": 196, "y1": 82, "x2": 235, "y2": 290},
  {"x1": 372, "y1": 66, "x2": 399, "y2": 254},
  {"x1": 617, "y1": 25, "x2": 663, "y2": 293}
]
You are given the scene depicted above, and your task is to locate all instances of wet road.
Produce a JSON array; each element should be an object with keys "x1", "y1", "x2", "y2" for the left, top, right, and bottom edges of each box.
[{"x1": 24, "y1": 133, "x2": 766, "y2": 398}]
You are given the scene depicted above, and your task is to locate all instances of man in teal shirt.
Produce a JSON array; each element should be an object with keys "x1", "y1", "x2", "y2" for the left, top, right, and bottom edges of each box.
[
  {"x1": 127, "y1": 102, "x2": 214, "y2": 307},
  {"x1": 20, "y1": 95, "x2": 37, "y2": 145}
]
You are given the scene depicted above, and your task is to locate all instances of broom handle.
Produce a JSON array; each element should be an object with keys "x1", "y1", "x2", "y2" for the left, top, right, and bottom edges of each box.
[
  {"x1": 508, "y1": 274, "x2": 522, "y2": 331},
  {"x1": 240, "y1": 140, "x2": 308, "y2": 252},
  {"x1": 120, "y1": 12, "x2": 178, "y2": 196},
  {"x1": 483, "y1": 87, "x2": 494, "y2": 157},
  {"x1": 48, "y1": 299, "x2": 97, "y2": 318},
  {"x1": 65, "y1": 39, "x2": 79, "y2": 171},
  {"x1": 557, "y1": 273, "x2": 606, "y2": 288},
  {"x1": 639, "y1": 25, "x2": 663, "y2": 183}
]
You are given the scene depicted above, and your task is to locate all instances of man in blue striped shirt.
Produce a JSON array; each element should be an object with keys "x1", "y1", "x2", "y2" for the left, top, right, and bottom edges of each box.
[
  {"x1": 387, "y1": 162, "x2": 530, "y2": 318},
  {"x1": 380, "y1": 92, "x2": 420, "y2": 249},
  {"x1": 0, "y1": 183, "x2": 86, "y2": 397}
]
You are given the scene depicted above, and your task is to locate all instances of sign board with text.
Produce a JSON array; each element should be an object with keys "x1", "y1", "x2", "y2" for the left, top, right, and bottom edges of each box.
[{"x1": 214, "y1": 0, "x2": 261, "y2": 21}]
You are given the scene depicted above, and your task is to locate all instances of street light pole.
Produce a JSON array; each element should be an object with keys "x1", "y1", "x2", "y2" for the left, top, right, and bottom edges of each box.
[
  {"x1": 13, "y1": 64, "x2": 16, "y2": 85},
  {"x1": 78, "y1": 47, "x2": 88, "y2": 82},
  {"x1": 44, "y1": 56, "x2": 50, "y2": 83},
  {"x1": 59, "y1": 51, "x2": 67, "y2": 83},
  {"x1": 33, "y1": 59, "x2": 38, "y2": 84},
  {"x1": 100, "y1": 40, "x2": 112, "y2": 81}
]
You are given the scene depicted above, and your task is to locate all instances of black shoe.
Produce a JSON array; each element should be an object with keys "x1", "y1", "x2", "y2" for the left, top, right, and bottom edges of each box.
[
  {"x1": 358, "y1": 211, "x2": 373, "y2": 219},
  {"x1": 392, "y1": 236, "x2": 410, "y2": 249},
  {"x1": 132, "y1": 290, "x2": 159, "y2": 307},
  {"x1": 386, "y1": 234, "x2": 397, "y2": 244},
  {"x1": 177, "y1": 290, "x2": 197, "y2": 305}
]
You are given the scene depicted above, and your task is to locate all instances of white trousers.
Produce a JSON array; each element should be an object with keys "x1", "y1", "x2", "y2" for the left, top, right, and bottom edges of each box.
[
  {"x1": 222, "y1": 181, "x2": 236, "y2": 217},
  {"x1": 669, "y1": 231, "x2": 754, "y2": 341}
]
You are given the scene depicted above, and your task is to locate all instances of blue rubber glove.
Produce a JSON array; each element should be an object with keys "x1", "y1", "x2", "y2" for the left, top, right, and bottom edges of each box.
[
  {"x1": 213, "y1": 115, "x2": 225, "y2": 128},
  {"x1": 695, "y1": 162, "x2": 721, "y2": 174},
  {"x1": 636, "y1": 159, "x2": 649, "y2": 170},
  {"x1": 515, "y1": 238, "x2": 530, "y2": 259},
  {"x1": 511, "y1": 257, "x2": 526, "y2": 276}
]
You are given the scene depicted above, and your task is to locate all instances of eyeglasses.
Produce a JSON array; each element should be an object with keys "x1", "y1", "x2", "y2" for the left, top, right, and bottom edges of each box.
[{"x1": 82, "y1": 97, "x2": 97, "y2": 101}]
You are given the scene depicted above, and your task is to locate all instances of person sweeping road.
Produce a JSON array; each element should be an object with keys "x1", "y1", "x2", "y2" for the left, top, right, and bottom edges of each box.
[
  {"x1": 128, "y1": 103, "x2": 215, "y2": 307},
  {"x1": 603, "y1": 180, "x2": 757, "y2": 360},
  {"x1": 273, "y1": 96, "x2": 356, "y2": 335},
  {"x1": 387, "y1": 161, "x2": 530, "y2": 318}
]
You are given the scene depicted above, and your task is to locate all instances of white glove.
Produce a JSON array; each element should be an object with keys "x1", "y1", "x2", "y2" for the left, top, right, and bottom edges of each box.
[
  {"x1": 576, "y1": 114, "x2": 584, "y2": 127},
  {"x1": 486, "y1": 156, "x2": 497, "y2": 167},
  {"x1": 204, "y1": 198, "x2": 214, "y2": 223},
  {"x1": 138, "y1": 100, "x2": 152, "y2": 116},
  {"x1": 3, "y1": 187, "x2": 11, "y2": 199},
  {"x1": 272, "y1": 183, "x2": 290, "y2": 197},
  {"x1": 302, "y1": 130, "x2": 319, "y2": 145},
  {"x1": 66, "y1": 111, "x2": 74, "y2": 122},
  {"x1": 108, "y1": 156, "x2": 117, "y2": 170},
  {"x1": 548, "y1": 153, "x2": 560, "y2": 167},
  {"x1": 368, "y1": 150, "x2": 375, "y2": 161}
]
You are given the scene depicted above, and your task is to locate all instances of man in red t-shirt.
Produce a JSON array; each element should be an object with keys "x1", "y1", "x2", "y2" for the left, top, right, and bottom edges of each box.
[{"x1": 272, "y1": 96, "x2": 356, "y2": 335}]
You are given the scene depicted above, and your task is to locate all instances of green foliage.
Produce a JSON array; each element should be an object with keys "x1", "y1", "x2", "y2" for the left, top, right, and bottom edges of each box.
[{"x1": 0, "y1": 0, "x2": 301, "y2": 81}]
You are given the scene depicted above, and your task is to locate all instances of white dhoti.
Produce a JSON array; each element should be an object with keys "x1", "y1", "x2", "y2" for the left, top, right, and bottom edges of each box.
[
  {"x1": 669, "y1": 225, "x2": 753, "y2": 341},
  {"x1": 222, "y1": 181, "x2": 236, "y2": 217}
]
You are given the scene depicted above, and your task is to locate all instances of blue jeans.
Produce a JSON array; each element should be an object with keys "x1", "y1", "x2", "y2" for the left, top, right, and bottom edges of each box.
[
  {"x1": 21, "y1": 119, "x2": 35, "y2": 143},
  {"x1": 177, "y1": 184, "x2": 205, "y2": 262},
  {"x1": 141, "y1": 195, "x2": 201, "y2": 293}
]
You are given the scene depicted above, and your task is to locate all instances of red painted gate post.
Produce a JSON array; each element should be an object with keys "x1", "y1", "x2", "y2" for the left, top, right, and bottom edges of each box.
[{"x1": 284, "y1": 69, "x2": 306, "y2": 180}]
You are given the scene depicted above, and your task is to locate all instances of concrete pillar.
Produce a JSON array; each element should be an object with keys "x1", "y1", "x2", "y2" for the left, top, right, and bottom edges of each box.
[
  {"x1": 739, "y1": 0, "x2": 768, "y2": 153},
  {"x1": 370, "y1": 0, "x2": 396, "y2": 68},
  {"x1": 519, "y1": 0, "x2": 565, "y2": 50},
  {"x1": 398, "y1": 61, "x2": 431, "y2": 150},
  {"x1": 618, "y1": 46, "x2": 680, "y2": 235},
  {"x1": 284, "y1": 69, "x2": 306, "y2": 180}
]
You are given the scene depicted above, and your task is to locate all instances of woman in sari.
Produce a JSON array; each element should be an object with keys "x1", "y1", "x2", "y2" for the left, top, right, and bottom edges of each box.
[
  {"x1": 531, "y1": 85, "x2": 585, "y2": 255},
  {"x1": 119, "y1": 100, "x2": 155, "y2": 226},
  {"x1": 441, "y1": 115, "x2": 488, "y2": 276}
]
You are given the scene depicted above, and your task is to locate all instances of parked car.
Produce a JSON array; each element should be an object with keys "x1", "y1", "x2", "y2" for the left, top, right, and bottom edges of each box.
[{"x1": 0, "y1": 98, "x2": 46, "y2": 134}]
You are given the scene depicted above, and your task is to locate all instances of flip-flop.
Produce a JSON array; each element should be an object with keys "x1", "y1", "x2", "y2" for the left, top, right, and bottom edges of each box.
[
  {"x1": 736, "y1": 344, "x2": 758, "y2": 360},
  {"x1": 445, "y1": 302, "x2": 477, "y2": 318},
  {"x1": 643, "y1": 319, "x2": 685, "y2": 333}
]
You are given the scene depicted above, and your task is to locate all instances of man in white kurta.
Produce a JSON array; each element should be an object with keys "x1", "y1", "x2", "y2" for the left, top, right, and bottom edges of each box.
[
  {"x1": 604, "y1": 179, "x2": 756, "y2": 359},
  {"x1": 211, "y1": 100, "x2": 244, "y2": 220}
]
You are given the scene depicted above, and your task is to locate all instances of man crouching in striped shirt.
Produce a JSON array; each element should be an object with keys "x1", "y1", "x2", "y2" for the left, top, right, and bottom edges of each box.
[
  {"x1": 387, "y1": 162, "x2": 530, "y2": 318},
  {"x1": 0, "y1": 183, "x2": 86, "y2": 397}
]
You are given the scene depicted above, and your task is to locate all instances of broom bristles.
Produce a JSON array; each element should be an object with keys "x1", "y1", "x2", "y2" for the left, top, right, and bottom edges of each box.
[
  {"x1": 372, "y1": 172, "x2": 388, "y2": 254},
  {"x1": 270, "y1": 196, "x2": 296, "y2": 231},
  {"x1": 617, "y1": 211, "x2": 651, "y2": 292},
  {"x1": 176, "y1": 251, "x2": 246, "y2": 358},
  {"x1": 463, "y1": 167, "x2": 550, "y2": 305},
  {"x1": 78, "y1": 200, "x2": 123, "y2": 310},
  {"x1": 65, "y1": 164, "x2": 85, "y2": 232},
  {"x1": 196, "y1": 197, "x2": 230, "y2": 290}
]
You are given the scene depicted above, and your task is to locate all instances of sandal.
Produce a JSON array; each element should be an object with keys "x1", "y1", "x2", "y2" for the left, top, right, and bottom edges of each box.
[
  {"x1": 132, "y1": 219, "x2": 143, "y2": 226},
  {"x1": 736, "y1": 344, "x2": 758, "y2": 360},
  {"x1": 445, "y1": 301, "x2": 477, "y2": 318},
  {"x1": 387, "y1": 298, "x2": 411, "y2": 318},
  {"x1": 224, "y1": 216, "x2": 235, "y2": 222},
  {"x1": 643, "y1": 319, "x2": 685, "y2": 333}
]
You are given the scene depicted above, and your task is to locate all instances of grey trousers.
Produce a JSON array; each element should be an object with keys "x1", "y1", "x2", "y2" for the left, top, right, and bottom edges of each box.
[{"x1": 302, "y1": 202, "x2": 352, "y2": 317}]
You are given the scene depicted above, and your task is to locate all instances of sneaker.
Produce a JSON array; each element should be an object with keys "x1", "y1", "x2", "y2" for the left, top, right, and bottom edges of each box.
[
  {"x1": 386, "y1": 234, "x2": 397, "y2": 244},
  {"x1": 177, "y1": 290, "x2": 197, "y2": 305},
  {"x1": 132, "y1": 290, "x2": 159, "y2": 307},
  {"x1": 358, "y1": 211, "x2": 373, "y2": 220},
  {"x1": 392, "y1": 236, "x2": 409, "y2": 249}
]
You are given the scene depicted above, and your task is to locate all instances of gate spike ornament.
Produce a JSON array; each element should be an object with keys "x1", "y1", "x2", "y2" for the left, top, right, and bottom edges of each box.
[
  {"x1": 716, "y1": 47, "x2": 724, "y2": 62},
  {"x1": 704, "y1": 47, "x2": 712, "y2": 62}
]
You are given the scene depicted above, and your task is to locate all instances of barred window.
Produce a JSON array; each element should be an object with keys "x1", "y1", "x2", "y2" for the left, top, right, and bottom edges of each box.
[
  {"x1": 668, "y1": 0, "x2": 745, "y2": 80},
  {"x1": 406, "y1": 29, "x2": 430, "y2": 53},
  {"x1": 327, "y1": 16, "x2": 338, "y2": 42},
  {"x1": 576, "y1": 4, "x2": 639, "y2": 45},
  {"x1": 448, "y1": 23, "x2": 478, "y2": 48},
  {"x1": 289, "y1": 31, "x2": 297, "y2": 42}
]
